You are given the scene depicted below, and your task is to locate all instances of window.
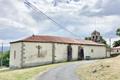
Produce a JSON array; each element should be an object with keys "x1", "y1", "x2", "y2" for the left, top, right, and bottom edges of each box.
[
  {"x1": 36, "y1": 45, "x2": 41, "y2": 57},
  {"x1": 14, "y1": 51, "x2": 16, "y2": 59},
  {"x1": 91, "y1": 49, "x2": 94, "y2": 53},
  {"x1": 117, "y1": 50, "x2": 119, "y2": 52}
]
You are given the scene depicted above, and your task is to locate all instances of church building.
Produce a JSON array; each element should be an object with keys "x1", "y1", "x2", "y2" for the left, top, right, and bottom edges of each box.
[{"x1": 10, "y1": 35, "x2": 109, "y2": 68}]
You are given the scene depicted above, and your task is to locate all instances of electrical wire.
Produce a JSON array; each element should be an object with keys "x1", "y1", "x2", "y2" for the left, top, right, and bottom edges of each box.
[{"x1": 24, "y1": 0, "x2": 81, "y2": 38}]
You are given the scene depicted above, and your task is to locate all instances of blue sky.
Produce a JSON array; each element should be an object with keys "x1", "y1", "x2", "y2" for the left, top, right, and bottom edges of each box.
[{"x1": 0, "y1": 0, "x2": 120, "y2": 46}]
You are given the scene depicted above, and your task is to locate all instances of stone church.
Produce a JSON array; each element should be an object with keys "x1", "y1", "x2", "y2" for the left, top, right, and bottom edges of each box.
[{"x1": 10, "y1": 35, "x2": 110, "y2": 68}]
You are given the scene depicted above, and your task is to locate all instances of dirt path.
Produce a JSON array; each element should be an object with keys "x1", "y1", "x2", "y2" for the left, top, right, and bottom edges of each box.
[{"x1": 36, "y1": 61, "x2": 94, "y2": 80}]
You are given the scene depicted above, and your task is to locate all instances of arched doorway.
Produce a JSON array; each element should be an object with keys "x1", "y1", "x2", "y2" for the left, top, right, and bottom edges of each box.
[
  {"x1": 78, "y1": 46, "x2": 84, "y2": 60},
  {"x1": 67, "y1": 44, "x2": 72, "y2": 61}
]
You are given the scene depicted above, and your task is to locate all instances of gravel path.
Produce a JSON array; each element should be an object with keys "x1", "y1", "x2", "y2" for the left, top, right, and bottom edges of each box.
[{"x1": 36, "y1": 61, "x2": 94, "y2": 80}]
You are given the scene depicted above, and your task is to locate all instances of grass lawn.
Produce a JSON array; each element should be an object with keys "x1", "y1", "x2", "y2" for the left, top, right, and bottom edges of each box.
[
  {"x1": 76, "y1": 56, "x2": 120, "y2": 80},
  {"x1": 0, "y1": 63, "x2": 63, "y2": 80}
]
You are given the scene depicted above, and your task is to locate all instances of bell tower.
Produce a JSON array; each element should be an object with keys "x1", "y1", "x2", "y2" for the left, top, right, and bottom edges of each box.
[{"x1": 91, "y1": 30, "x2": 101, "y2": 42}]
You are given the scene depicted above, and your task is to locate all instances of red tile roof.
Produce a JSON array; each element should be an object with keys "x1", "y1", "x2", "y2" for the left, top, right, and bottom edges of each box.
[
  {"x1": 11, "y1": 35, "x2": 105, "y2": 46},
  {"x1": 112, "y1": 46, "x2": 120, "y2": 50}
]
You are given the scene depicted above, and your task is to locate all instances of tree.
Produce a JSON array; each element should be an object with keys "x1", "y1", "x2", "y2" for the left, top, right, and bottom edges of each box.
[
  {"x1": 113, "y1": 40, "x2": 120, "y2": 47},
  {"x1": 85, "y1": 37, "x2": 91, "y2": 40},
  {"x1": 0, "y1": 51, "x2": 10, "y2": 67},
  {"x1": 116, "y1": 28, "x2": 120, "y2": 36},
  {"x1": 100, "y1": 37, "x2": 107, "y2": 45},
  {"x1": 85, "y1": 36, "x2": 107, "y2": 45},
  {"x1": 113, "y1": 28, "x2": 120, "y2": 47}
]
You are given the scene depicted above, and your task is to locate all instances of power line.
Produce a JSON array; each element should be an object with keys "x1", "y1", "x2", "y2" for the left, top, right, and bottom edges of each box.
[{"x1": 24, "y1": 0, "x2": 81, "y2": 38}]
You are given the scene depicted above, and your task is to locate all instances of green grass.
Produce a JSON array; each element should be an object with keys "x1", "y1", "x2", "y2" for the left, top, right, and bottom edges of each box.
[{"x1": 0, "y1": 63, "x2": 62, "y2": 80}]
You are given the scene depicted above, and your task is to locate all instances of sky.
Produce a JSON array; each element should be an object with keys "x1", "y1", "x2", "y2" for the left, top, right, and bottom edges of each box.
[{"x1": 0, "y1": 0, "x2": 120, "y2": 46}]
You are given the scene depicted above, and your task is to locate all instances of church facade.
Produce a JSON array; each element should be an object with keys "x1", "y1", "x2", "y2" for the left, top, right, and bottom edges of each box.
[{"x1": 10, "y1": 35, "x2": 109, "y2": 68}]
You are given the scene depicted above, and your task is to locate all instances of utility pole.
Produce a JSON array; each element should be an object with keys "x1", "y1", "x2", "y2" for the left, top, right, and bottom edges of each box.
[
  {"x1": 109, "y1": 38, "x2": 112, "y2": 56},
  {"x1": 95, "y1": 17, "x2": 96, "y2": 30},
  {"x1": 1, "y1": 42, "x2": 3, "y2": 67}
]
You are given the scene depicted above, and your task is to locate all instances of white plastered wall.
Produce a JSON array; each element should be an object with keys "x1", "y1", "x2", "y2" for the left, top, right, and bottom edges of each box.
[
  {"x1": 54, "y1": 43, "x2": 68, "y2": 62},
  {"x1": 111, "y1": 49, "x2": 120, "y2": 54},
  {"x1": 23, "y1": 42, "x2": 53, "y2": 67},
  {"x1": 83, "y1": 45, "x2": 107, "y2": 59},
  {"x1": 54, "y1": 43, "x2": 79, "y2": 62},
  {"x1": 10, "y1": 42, "x2": 107, "y2": 68},
  {"x1": 71, "y1": 45, "x2": 78, "y2": 60},
  {"x1": 10, "y1": 43, "x2": 22, "y2": 68}
]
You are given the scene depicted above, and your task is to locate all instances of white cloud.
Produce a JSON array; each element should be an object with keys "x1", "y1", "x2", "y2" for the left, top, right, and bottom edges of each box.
[
  {"x1": 0, "y1": 0, "x2": 120, "y2": 46},
  {"x1": 0, "y1": 0, "x2": 39, "y2": 34},
  {"x1": 105, "y1": 37, "x2": 120, "y2": 47}
]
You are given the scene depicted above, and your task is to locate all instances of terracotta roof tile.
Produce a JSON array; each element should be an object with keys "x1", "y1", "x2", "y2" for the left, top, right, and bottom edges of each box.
[
  {"x1": 112, "y1": 46, "x2": 120, "y2": 50},
  {"x1": 11, "y1": 35, "x2": 105, "y2": 46}
]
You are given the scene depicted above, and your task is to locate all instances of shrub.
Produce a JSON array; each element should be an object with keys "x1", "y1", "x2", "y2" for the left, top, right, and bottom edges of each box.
[{"x1": 0, "y1": 51, "x2": 10, "y2": 67}]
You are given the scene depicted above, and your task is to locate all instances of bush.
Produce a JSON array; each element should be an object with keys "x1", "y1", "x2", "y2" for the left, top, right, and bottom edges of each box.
[{"x1": 0, "y1": 51, "x2": 10, "y2": 67}]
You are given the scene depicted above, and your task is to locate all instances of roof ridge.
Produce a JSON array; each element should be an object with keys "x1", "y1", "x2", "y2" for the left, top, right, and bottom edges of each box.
[{"x1": 10, "y1": 35, "x2": 105, "y2": 46}]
